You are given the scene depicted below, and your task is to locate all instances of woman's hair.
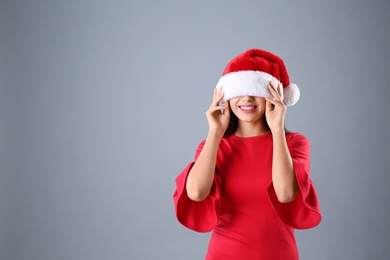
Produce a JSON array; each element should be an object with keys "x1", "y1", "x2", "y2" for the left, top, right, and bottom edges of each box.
[
  {"x1": 223, "y1": 110, "x2": 242, "y2": 137},
  {"x1": 223, "y1": 102, "x2": 290, "y2": 137}
]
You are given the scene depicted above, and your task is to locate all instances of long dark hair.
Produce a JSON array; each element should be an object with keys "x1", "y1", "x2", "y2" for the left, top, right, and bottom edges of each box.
[{"x1": 223, "y1": 102, "x2": 290, "y2": 137}]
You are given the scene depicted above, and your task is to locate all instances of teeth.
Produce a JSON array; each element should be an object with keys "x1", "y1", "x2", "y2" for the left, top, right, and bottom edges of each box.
[{"x1": 240, "y1": 107, "x2": 254, "y2": 110}]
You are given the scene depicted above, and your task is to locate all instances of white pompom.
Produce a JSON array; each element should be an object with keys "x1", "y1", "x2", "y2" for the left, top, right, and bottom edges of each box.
[{"x1": 283, "y1": 83, "x2": 300, "y2": 106}]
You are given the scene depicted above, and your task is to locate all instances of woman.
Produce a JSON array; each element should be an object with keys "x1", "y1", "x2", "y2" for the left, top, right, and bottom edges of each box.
[{"x1": 173, "y1": 49, "x2": 322, "y2": 259}]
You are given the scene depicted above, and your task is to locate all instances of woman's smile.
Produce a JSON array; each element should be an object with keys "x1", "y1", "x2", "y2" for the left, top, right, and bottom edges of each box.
[
  {"x1": 238, "y1": 105, "x2": 258, "y2": 113},
  {"x1": 229, "y1": 96, "x2": 266, "y2": 123}
]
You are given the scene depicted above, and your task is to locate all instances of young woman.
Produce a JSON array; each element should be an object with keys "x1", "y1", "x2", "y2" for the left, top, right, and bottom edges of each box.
[{"x1": 173, "y1": 49, "x2": 322, "y2": 260}]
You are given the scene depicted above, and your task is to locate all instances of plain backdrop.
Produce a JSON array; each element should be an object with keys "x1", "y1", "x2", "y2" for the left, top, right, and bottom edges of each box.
[{"x1": 1, "y1": 0, "x2": 389, "y2": 259}]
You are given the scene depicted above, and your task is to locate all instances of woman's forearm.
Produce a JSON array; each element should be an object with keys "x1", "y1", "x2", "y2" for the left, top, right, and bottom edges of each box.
[
  {"x1": 186, "y1": 130, "x2": 223, "y2": 201},
  {"x1": 271, "y1": 130, "x2": 299, "y2": 203}
]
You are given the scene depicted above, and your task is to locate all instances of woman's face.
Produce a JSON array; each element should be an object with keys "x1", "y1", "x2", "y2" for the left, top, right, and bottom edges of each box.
[{"x1": 229, "y1": 96, "x2": 266, "y2": 123}]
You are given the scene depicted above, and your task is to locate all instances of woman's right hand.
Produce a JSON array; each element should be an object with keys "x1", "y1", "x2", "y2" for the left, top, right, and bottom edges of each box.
[{"x1": 205, "y1": 87, "x2": 230, "y2": 136}]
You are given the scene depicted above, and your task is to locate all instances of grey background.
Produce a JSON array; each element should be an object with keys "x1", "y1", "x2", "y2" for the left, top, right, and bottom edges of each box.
[{"x1": 1, "y1": 0, "x2": 389, "y2": 259}]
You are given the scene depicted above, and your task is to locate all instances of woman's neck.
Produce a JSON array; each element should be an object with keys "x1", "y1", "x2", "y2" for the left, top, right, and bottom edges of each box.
[{"x1": 234, "y1": 119, "x2": 270, "y2": 138}]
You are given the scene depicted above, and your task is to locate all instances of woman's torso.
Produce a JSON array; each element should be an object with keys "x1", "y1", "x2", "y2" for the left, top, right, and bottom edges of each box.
[{"x1": 205, "y1": 132, "x2": 298, "y2": 260}]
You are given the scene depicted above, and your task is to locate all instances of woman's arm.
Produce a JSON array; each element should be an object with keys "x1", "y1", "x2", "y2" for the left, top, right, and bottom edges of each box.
[
  {"x1": 270, "y1": 130, "x2": 299, "y2": 203},
  {"x1": 265, "y1": 82, "x2": 299, "y2": 203},
  {"x1": 186, "y1": 131, "x2": 223, "y2": 201},
  {"x1": 186, "y1": 88, "x2": 230, "y2": 201}
]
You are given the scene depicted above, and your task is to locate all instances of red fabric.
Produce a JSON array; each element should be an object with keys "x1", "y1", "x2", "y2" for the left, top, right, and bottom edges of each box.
[
  {"x1": 173, "y1": 161, "x2": 222, "y2": 232},
  {"x1": 222, "y1": 48, "x2": 291, "y2": 88},
  {"x1": 173, "y1": 132, "x2": 321, "y2": 260}
]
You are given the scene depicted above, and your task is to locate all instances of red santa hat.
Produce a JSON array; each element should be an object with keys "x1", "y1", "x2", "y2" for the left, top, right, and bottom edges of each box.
[{"x1": 216, "y1": 48, "x2": 300, "y2": 106}]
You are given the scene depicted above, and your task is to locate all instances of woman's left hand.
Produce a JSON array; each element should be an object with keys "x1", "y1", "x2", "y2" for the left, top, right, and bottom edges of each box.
[{"x1": 265, "y1": 81, "x2": 286, "y2": 133}]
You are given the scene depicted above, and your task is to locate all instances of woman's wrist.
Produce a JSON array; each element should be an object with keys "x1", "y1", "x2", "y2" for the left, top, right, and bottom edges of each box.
[
  {"x1": 207, "y1": 129, "x2": 225, "y2": 140},
  {"x1": 270, "y1": 126, "x2": 285, "y2": 135}
]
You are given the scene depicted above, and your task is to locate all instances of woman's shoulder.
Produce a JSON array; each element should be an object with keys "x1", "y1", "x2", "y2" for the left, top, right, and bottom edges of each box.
[{"x1": 286, "y1": 131, "x2": 310, "y2": 145}]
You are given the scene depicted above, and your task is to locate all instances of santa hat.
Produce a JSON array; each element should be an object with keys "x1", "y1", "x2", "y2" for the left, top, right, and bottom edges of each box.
[{"x1": 216, "y1": 48, "x2": 300, "y2": 106}]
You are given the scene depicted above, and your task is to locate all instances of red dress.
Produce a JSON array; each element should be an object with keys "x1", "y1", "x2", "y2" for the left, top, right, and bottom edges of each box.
[{"x1": 173, "y1": 132, "x2": 322, "y2": 260}]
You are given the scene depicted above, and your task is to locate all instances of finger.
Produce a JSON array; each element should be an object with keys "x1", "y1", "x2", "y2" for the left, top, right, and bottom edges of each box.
[
  {"x1": 214, "y1": 88, "x2": 225, "y2": 104},
  {"x1": 268, "y1": 82, "x2": 278, "y2": 95},
  {"x1": 214, "y1": 87, "x2": 224, "y2": 99},
  {"x1": 265, "y1": 97, "x2": 284, "y2": 107},
  {"x1": 268, "y1": 84, "x2": 283, "y2": 103},
  {"x1": 213, "y1": 88, "x2": 222, "y2": 103},
  {"x1": 265, "y1": 98, "x2": 273, "y2": 113},
  {"x1": 216, "y1": 91, "x2": 225, "y2": 102},
  {"x1": 208, "y1": 105, "x2": 227, "y2": 114},
  {"x1": 269, "y1": 80, "x2": 276, "y2": 90},
  {"x1": 212, "y1": 88, "x2": 219, "y2": 105},
  {"x1": 270, "y1": 81, "x2": 280, "y2": 93},
  {"x1": 272, "y1": 81, "x2": 282, "y2": 96},
  {"x1": 223, "y1": 101, "x2": 230, "y2": 116},
  {"x1": 278, "y1": 83, "x2": 283, "y2": 97}
]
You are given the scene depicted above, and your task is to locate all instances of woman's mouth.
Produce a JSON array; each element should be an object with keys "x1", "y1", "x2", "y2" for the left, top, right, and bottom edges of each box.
[{"x1": 239, "y1": 105, "x2": 257, "y2": 113}]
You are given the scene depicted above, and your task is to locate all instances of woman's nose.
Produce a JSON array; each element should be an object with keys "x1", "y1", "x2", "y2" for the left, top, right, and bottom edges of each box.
[{"x1": 241, "y1": 96, "x2": 254, "y2": 101}]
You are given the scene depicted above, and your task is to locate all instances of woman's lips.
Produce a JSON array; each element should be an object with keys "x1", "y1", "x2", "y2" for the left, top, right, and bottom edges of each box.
[{"x1": 239, "y1": 105, "x2": 257, "y2": 113}]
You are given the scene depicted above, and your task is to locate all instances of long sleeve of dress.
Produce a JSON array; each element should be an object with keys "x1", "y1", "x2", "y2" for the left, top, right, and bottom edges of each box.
[
  {"x1": 173, "y1": 141, "x2": 222, "y2": 232},
  {"x1": 267, "y1": 133, "x2": 322, "y2": 229}
]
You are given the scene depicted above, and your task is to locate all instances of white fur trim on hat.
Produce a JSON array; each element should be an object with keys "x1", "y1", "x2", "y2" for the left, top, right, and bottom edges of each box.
[{"x1": 216, "y1": 70, "x2": 300, "y2": 106}]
